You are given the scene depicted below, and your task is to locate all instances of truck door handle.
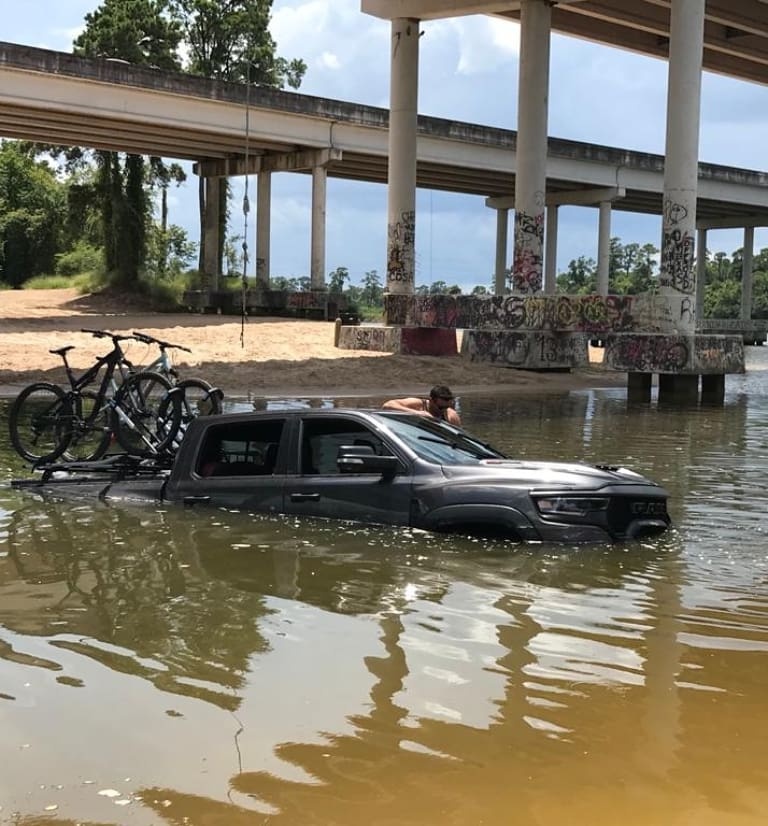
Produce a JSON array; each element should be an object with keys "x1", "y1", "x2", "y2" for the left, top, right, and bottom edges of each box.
[
  {"x1": 290, "y1": 492, "x2": 320, "y2": 502},
  {"x1": 183, "y1": 495, "x2": 211, "y2": 506}
]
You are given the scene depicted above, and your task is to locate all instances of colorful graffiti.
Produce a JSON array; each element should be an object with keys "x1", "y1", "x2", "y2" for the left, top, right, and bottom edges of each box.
[
  {"x1": 385, "y1": 294, "x2": 642, "y2": 333},
  {"x1": 660, "y1": 198, "x2": 695, "y2": 294},
  {"x1": 387, "y1": 209, "x2": 415, "y2": 289},
  {"x1": 512, "y1": 210, "x2": 544, "y2": 292},
  {"x1": 463, "y1": 330, "x2": 589, "y2": 369},
  {"x1": 605, "y1": 335, "x2": 691, "y2": 372}
]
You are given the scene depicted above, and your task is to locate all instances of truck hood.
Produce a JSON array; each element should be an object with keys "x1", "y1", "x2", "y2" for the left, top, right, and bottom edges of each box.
[{"x1": 440, "y1": 458, "x2": 663, "y2": 492}]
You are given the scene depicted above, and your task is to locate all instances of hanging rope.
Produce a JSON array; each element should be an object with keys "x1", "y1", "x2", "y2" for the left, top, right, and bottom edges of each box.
[{"x1": 240, "y1": 58, "x2": 252, "y2": 348}]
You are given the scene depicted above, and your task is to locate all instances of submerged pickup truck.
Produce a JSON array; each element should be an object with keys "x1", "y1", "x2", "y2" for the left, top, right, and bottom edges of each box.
[{"x1": 11, "y1": 409, "x2": 671, "y2": 543}]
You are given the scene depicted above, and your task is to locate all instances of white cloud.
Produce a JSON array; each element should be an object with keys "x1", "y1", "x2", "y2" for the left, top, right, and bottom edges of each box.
[
  {"x1": 426, "y1": 15, "x2": 519, "y2": 77},
  {"x1": 317, "y1": 51, "x2": 341, "y2": 71}
]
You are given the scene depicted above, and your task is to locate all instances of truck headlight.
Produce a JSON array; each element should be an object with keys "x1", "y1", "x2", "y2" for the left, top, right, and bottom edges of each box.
[{"x1": 534, "y1": 495, "x2": 610, "y2": 517}]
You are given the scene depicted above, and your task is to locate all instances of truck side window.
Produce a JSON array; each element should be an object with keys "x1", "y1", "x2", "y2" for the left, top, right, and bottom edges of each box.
[
  {"x1": 197, "y1": 420, "x2": 285, "y2": 477},
  {"x1": 301, "y1": 418, "x2": 389, "y2": 475}
]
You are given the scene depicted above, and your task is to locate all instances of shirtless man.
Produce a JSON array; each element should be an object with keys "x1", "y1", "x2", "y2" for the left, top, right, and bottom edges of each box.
[{"x1": 382, "y1": 385, "x2": 462, "y2": 426}]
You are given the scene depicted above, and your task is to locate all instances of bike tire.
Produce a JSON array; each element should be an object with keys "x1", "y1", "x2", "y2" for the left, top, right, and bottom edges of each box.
[
  {"x1": 161, "y1": 378, "x2": 223, "y2": 450},
  {"x1": 8, "y1": 382, "x2": 72, "y2": 464},
  {"x1": 61, "y1": 389, "x2": 114, "y2": 462},
  {"x1": 113, "y1": 371, "x2": 181, "y2": 457},
  {"x1": 177, "y1": 378, "x2": 223, "y2": 417}
]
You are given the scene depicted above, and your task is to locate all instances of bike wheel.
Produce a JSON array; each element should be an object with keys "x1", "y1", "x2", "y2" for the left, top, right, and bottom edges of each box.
[
  {"x1": 176, "y1": 378, "x2": 223, "y2": 420},
  {"x1": 113, "y1": 371, "x2": 181, "y2": 457},
  {"x1": 62, "y1": 390, "x2": 113, "y2": 462},
  {"x1": 8, "y1": 382, "x2": 72, "y2": 464},
  {"x1": 161, "y1": 378, "x2": 223, "y2": 449}
]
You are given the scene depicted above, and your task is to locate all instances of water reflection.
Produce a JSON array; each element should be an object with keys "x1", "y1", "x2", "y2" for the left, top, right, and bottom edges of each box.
[{"x1": 2, "y1": 377, "x2": 768, "y2": 824}]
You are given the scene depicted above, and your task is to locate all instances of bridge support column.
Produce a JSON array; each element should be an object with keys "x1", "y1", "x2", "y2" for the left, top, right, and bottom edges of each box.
[
  {"x1": 597, "y1": 200, "x2": 612, "y2": 295},
  {"x1": 311, "y1": 165, "x2": 327, "y2": 289},
  {"x1": 544, "y1": 204, "x2": 558, "y2": 294},
  {"x1": 701, "y1": 373, "x2": 725, "y2": 405},
  {"x1": 512, "y1": 0, "x2": 551, "y2": 293},
  {"x1": 660, "y1": 0, "x2": 705, "y2": 333},
  {"x1": 255, "y1": 170, "x2": 272, "y2": 288},
  {"x1": 741, "y1": 225, "x2": 754, "y2": 327},
  {"x1": 493, "y1": 207, "x2": 509, "y2": 294},
  {"x1": 386, "y1": 17, "x2": 420, "y2": 295},
  {"x1": 658, "y1": 373, "x2": 699, "y2": 405},
  {"x1": 627, "y1": 372, "x2": 652, "y2": 404},
  {"x1": 695, "y1": 227, "x2": 707, "y2": 322},
  {"x1": 203, "y1": 176, "x2": 222, "y2": 290}
]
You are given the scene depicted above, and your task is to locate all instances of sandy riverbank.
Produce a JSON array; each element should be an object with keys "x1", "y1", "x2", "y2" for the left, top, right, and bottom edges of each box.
[{"x1": 0, "y1": 288, "x2": 625, "y2": 401}]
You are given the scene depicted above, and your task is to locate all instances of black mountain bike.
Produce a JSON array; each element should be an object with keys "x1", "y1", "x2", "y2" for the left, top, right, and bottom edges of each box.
[{"x1": 8, "y1": 330, "x2": 183, "y2": 464}]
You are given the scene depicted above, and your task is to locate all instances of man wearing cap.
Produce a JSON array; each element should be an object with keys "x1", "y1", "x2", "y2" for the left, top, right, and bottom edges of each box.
[{"x1": 382, "y1": 385, "x2": 461, "y2": 426}]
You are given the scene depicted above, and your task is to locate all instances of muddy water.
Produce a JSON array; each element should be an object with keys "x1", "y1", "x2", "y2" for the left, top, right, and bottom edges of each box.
[{"x1": 1, "y1": 368, "x2": 768, "y2": 824}]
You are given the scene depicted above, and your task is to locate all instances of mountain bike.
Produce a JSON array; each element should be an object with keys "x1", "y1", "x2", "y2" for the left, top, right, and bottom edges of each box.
[
  {"x1": 8, "y1": 330, "x2": 183, "y2": 464},
  {"x1": 131, "y1": 331, "x2": 224, "y2": 419}
]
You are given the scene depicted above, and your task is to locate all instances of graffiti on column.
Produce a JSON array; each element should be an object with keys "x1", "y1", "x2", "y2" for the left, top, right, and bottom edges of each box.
[
  {"x1": 512, "y1": 211, "x2": 544, "y2": 292},
  {"x1": 255, "y1": 257, "x2": 266, "y2": 283},
  {"x1": 387, "y1": 210, "x2": 415, "y2": 287},
  {"x1": 609, "y1": 335, "x2": 690, "y2": 371},
  {"x1": 680, "y1": 296, "x2": 694, "y2": 324},
  {"x1": 660, "y1": 198, "x2": 695, "y2": 294}
]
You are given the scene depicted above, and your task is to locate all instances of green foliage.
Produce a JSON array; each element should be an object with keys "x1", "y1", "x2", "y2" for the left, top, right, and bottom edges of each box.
[
  {"x1": 168, "y1": 0, "x2": 306, "y2": 87},
  {"x1": 23, "y1": 271, "x2": 101, "y2": 292},
  {"x1": 0, "y1": 141, "x2": 65, "y2": 286},
  {"x1": 328, "y1": 266, "x2": 349, "y2": 293},
  {"x1": 73, "y1": 0, "x2": 183, "y2": 69},
  {"x1": 55, "y1": 241, "x2": 104, "y2": 276},
  {"x1": 557, "y1": 256, "x2": 597, "y2": 294},
  {"x1": 146, "y1": 223, "x2": 197, "y2": 277}
]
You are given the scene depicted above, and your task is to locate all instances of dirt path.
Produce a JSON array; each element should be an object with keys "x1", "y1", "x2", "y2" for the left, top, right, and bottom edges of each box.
[{"x1": 0, "y1": 288, "x2": 624, "y2": 400}]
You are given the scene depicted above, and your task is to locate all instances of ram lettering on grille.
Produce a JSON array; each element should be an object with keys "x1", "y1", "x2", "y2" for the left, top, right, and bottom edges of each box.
[{"x1": 631, "y1": 501, "x2": 667, "y2": 515}]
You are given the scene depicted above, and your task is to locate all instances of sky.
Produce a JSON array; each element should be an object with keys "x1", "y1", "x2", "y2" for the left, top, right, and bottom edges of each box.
[{"x1": 4, "y1": 0, "x2": 768, "y2": 290}]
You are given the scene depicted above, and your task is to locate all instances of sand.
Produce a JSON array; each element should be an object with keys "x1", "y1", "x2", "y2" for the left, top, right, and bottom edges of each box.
[{"x1": 0, "y1": 288, "x2": 624, "y2": 401}]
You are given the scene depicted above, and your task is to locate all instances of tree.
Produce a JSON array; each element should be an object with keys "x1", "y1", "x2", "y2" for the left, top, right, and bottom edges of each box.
[
  {"x1": 556, "y1": 256, "x2": 597, "y2": 294},
  {"x1": 361, "y1": 269, "x2": 383, "y2": 306},
  {"x1": 166, "y1": 0, "x2": 306, "y2": 277},
  {"x1": 73, "y1": 0, "x2": 182, "y2": 287},
  {"x1": 0, "y1": 141, "x2": 65, "y2": 286},
  {"x1": 328, "y1": 266, "x2": 349, "y2": 293}
]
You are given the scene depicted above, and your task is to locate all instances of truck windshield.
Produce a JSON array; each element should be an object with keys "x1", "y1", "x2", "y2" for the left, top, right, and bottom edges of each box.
[{"x1": 375, "y1": 413, "x2": 505, "y2": 465}]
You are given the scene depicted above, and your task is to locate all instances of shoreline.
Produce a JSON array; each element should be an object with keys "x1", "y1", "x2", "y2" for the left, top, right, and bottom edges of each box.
[{"x1": 0, "y1": 288, "x2": 627, "y2": 401}]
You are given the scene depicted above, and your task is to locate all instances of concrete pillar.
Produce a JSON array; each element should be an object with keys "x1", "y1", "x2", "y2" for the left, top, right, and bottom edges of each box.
[
  {"x1": 544, "y1": 203, "x2": 558, "y2": 294},
  {"x1": 659, "y1": 373, "x2": 700, "y2": 405},
  {"x1": 701, "y1": 373, "x2": 725, "y2": 405},
  {"x1": 597, "y1": 200, "x2": 611, "y2": 296},
  {"x1": 386, "y1": 17, "x2": 419, "y2": 295},
  {"x1": 512, "y1": 0, "x2": 551, "y2": 294},
  {"x1": 627, "y1": 372, "x2": 652, "y2": 404},
  {"x1": 203, "y1": 176, "x2": 221, "y2": 290},
  {"x1": 311, "y1": 165, "x2": 327, "y2": 289},
  {"x1": 741, "y1": 225, "x2": 755, "y2": 322},
  {"x1": 659, "y1": 0, "x2": 705, "y2": 333},
  {"x1": 255, "y1": 170, "x2": 272, "y2": 288},
  {"x1": 695, "y1": 227, "x2": 707, "y2": 324},
  {"x1": 494, "y1": 207, "x2": 509, "y2": 295}
]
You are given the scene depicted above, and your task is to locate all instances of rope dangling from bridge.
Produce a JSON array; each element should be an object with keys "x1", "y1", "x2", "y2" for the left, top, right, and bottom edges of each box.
[{"x1": 240, "y1": 54, "x2": 253, "y2": 349}]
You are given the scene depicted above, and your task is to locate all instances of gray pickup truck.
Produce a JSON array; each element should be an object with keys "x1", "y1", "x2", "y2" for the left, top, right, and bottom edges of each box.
[{"x1": 12, "y1": 409, "x2": 671, "y2": 543}]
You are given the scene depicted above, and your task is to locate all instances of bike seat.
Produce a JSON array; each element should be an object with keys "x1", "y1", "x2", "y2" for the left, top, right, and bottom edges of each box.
[{"x1": 50, "y1": 346, "x2": 75, "y2": 356}]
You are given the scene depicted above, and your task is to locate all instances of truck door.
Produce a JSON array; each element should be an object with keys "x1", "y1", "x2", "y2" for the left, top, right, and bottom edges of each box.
[
  {"x1": 175, "y1": 417, "x2": 287, "y2": 513},
  {"x1": 284, "y1": 415, "x2": 414, "y2": 527}
]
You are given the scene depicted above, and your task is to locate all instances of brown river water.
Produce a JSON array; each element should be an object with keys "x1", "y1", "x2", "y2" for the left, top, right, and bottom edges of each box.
[{"x1": 1, "y1": 359, "x2": 768, "y2": 825}]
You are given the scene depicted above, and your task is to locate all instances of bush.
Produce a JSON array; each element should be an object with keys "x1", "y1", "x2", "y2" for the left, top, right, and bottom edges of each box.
[{"x1": 55, "y1": 242, "x2": 103, "y2": 276}]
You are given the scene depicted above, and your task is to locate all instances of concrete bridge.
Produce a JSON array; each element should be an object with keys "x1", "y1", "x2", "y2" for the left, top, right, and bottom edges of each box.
[{"x1": 2, "y1": 17, "x2": 768, "y2": 402}]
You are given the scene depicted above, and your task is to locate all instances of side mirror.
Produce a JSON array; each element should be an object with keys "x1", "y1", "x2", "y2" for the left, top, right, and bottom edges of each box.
[{"x1": 337, "y1": 445, "x2": 400, "y2": 477}]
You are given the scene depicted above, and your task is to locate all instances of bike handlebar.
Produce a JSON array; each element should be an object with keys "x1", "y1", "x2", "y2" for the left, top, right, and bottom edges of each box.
[
  {"x1": 81, "y1": 328, "x2": 133, "y2": 343},
  {"x1": 132, "y1": 331, "x2": 191, "y2": 353}
]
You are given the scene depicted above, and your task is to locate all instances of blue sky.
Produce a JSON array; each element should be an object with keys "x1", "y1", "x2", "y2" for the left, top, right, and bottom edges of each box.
[{"x1": 4, "y1": 0, "x2": 768, "y2": 289}]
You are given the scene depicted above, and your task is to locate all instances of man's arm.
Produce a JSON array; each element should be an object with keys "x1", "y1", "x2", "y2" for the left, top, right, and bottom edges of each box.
[
  {"x1": 382, "y1": 397, "x2": 426, "y2": 414},
  {"x1": 445, "y1": 408, "x2": 462, "y2": 426}
]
